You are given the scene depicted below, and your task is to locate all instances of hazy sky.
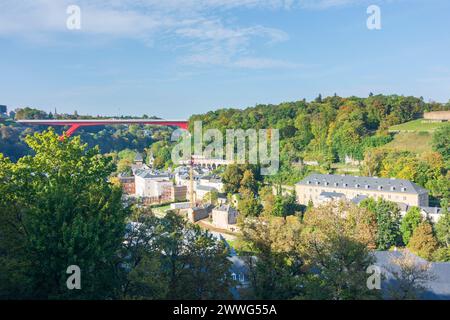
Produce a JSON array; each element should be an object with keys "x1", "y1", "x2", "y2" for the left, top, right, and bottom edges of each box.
[{"x1": 1, "y1": 0, "x2": 449, "y2": 118}]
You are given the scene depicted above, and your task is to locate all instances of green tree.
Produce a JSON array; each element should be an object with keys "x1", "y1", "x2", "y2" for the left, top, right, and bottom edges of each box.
[
  {"x1": 239, "y1": 216, "x2": 304, "y2": 299},
  {"x1": 237, "y1": 190, "x2": 263, "y2": 218},
  {"x1": 151, "y1": 141, "x2": 172, "y2": 169},
  {"x1": 121, "y1": 214, "x2": 168, "y2": 299},
  {"x1": 155, "y1": 212, "x2": 234, "y2": 299},
  {"x1": 271, "y1": 194, "x2": 285, "y2": 217},
  {"x1": 240, "y1": 169, "x2": 258, "y2": 195},
  {"x1": 408, "y1": 221, "x2": 439, "y2": 260},
  {"x1": 300, "y1": 202, "x2": 379, "y2": 300},
  {"x1": 360, "y1": 198, "x2": 402, "y2": 250},
  {"x1": 387, "y1": 251, "x2": 436, "y2": 300},
  {"x1": 294, "y1": 112, "x2": 314, "y2": 149},
  {"x1": 203, "y1": 190, "x2": 219, "y2": 205},
  {"x1": 260, "y1": 186, "x2": 276, "y2": 215},
  {"x1": 271, "y1": 193, "x2": 300, "y2": 217},
  {"x1": 123, "y1": 211, "x2": 235, "y2": 300},
  {"x1": 222, "y1": 164, "x2": 244, "y2": 194},
  {"x1": 400, "y1": 207, "x2": 423, "y2": 245},
  {"x1": 435, "y1": 201, "x2": 450, "y2": 248},
  {"x1": 0, "y1": 130, "x2": 127, "y2": 299},
  {"x1": 432, "y1": 124, "x2": 450, "y2": 161},
  {"x1": 14, "y1": 107, "x2": 48, "y2": 120}
]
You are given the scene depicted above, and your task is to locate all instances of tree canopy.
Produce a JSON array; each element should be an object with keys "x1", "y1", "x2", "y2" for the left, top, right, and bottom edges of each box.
[{"x1": 0, "y1": 130, "x2": 127, "y2": 299}]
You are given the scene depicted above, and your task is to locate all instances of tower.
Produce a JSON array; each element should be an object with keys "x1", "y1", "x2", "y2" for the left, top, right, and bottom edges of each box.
[{"x1": 189, "y1": 156, "x2": 195, "y2": 208}]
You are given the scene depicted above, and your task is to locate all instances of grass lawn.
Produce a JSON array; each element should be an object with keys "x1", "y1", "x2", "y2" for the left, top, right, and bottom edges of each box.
[
  {"x1": 388, "y1": 119, "x2": 447, "y2": 132},
  {"x1": 384, "y1": 131, "x2": 433, "y2": 154},
  {"x1": 150, "y1": 203, "x2": 173, "y2": 218},
  {"x1": 226, "y1": 240, "x2": 237, "y2": 250},
  {"x1": 331, "y1": 163, "x2": 361, "y2": 174}
]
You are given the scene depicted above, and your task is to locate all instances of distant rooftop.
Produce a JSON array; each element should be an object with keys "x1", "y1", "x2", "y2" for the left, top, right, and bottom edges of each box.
[
  {"x1": 214, "y1": 204, "x2": 238, "y2": 214},
  {"x1": 320, "y1": 191, "x2": 345, "y2": 198},
  {"x1": 135, "y1": 170, "x2": 170, "y2": 179},
  {"x1": 374, "y1": 250, "x2": 450, "y2": 300},
  {"x1": 196, "y1": 185, "x2": 217, "y2": 192},
  {"x1": 351, "y1": 194, "x2": 368, "y2": 205},
  {"x1": 134, "y1": 153, "x2": 143, "y2": 162},
  {"x1": 420, "y1": 206, "x2": 444, "y2": 215},
  {"x1": 297, "y1": 174, "x2": 428, "y2": 195}
]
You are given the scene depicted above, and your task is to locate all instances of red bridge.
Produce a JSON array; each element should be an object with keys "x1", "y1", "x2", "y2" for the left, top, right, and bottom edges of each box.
[{"x1": 16, "y1": 119, "x2": 189, "y2": 138}]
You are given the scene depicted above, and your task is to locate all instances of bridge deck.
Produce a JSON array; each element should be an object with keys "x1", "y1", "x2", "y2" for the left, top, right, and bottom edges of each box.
[{"x1": 16, "y1": 119, "x2": 189, "y2": 138}]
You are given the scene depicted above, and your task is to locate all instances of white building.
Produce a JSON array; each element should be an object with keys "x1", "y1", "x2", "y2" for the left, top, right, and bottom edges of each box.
[
  {"x1": 198, "y1": 176, "x2": 224, "y2": 193},
  {"x1": 195, "y1": 185, "x2": 218, "y2": 201},
  {"x1": 135, "y1": 170, "x2": 172, "y2": 197},
  {"x1": 296, "y1": 174, "x2": 429, "y2": 207},
  {"x1": 170, "y1": 202, "x2": 191, "y2": 210},
  {"x1": 212, "y1": 205, "x2": 239, "y2": 231}
]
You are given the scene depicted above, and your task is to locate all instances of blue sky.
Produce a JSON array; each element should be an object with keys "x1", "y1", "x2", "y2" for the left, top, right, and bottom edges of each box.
[{"x1": 1, "y1": 0, "x2": 450, "y2": 119}]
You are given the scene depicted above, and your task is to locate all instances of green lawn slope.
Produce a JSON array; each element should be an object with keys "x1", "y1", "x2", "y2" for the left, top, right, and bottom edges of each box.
[
  {"x1": 384, "y1": 131, "x2": 433, "y2": 154},
  {"x1": 388, "y1": 119, "x2": 446, "y2": 133}
]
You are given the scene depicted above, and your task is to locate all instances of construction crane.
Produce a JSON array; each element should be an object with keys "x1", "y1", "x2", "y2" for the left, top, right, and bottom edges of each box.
[{"x1": 189, "y1": 155, "x2": 196, "y2": 208}]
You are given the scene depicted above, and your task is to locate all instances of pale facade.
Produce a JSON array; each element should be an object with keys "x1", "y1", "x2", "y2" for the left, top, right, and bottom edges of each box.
[
  {"x1": 423, "y1": 111, "x2": 450, "y2": 121},
  {"x1": 296, "y1": 174, "x2": 429, "y2": 207},
  {"x1": 135, "y1": 170, "x2": 171, "y2": 197},
  {"x1": 212, "y1": 205, "x2": 239, "y2": 230},
  {"x1": 195, "y1": 185, "x2": 218, "y2": 201},
  {"x1": 198, "y1": 177, "x2": 224, "y2": 193}
]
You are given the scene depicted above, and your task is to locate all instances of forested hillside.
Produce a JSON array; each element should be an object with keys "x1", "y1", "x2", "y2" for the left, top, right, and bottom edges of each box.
[
  {"x1": 189, "y1": 94, "x2": 450, "y2": 205},
  {"x1": 190, "y1": 94, "x2": 448, "y2": 164},
  {"x1": 2, "y1": 95, "x2": 449, "y2": 204}
]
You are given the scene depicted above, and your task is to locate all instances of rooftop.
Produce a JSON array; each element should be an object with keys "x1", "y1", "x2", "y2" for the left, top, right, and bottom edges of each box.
[
  {"x1": 320, "y1": 191, "x2": 345, "y2": 198},
  {"x1": 134, "y1": 153, "x2": 143, "y2": 162},
  {"x1": 214, "y1": 204, "x2": 238, "y2": 214},
  {"x1": 374, "y1": 250, "x2": 450, "y2": 300},
  {"x1": 196, "y1": 185, "x2": 217, "y2": 192},
  {"x1": 297, "y1": 173, "x2": 428, "y2": 195},
  {"x1": 135, "y1": 170, "x2": 170, "y2": 179}
]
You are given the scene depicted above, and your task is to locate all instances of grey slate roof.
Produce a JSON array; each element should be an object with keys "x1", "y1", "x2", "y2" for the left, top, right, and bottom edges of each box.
[
  {"x1": 420, "y1": 206, "x2": 444, "y2": 215},
  {"x1": 134, "y1": 153, "x2": 143, "y2": 162},
  {"x1": 135, "y1": 170, "x2": 170, "y2": 179},
  {"x1": 214, "y1": 204, "x2": 238, "y2": 214},
  {"x1": 374, "y1": 251, "x2": 450, "y2": 300},
  {"x1": 351, "y1": 194, "x2": 368, "y2": 204},
  {"x1": 297, "y1": 173, "x2": 428, "y2": 195},
  {"x1": 196, "y1": 185, "x2": 217, "y2": 192},
  {"x1": 320, "y1": 191, "x2": 345, "y2": 198}
]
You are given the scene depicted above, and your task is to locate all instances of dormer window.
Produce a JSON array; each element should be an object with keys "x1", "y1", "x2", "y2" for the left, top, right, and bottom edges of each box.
[
  {"x1": 365, "y1": 185, "x2": 370, "y2": 189},
  {"x1": 334, "y1": 182, "x2": 338, "y2": 187},
  {"x1": 355, "y1": 184, "x2": 360, "y2": 188},
  {"x1": 390, "y1": 186, "x2": 396, "y2": 191},
  {"x1": 401, "y1": 187, "x2": 407, "y2": 192},
  {"x1": 343, "y1": 183, "x2": 348, "y2": 187},
  {"x1": 306, "y1": 181, "x2": 311, "y2": 185},
  {"x1": 378, "y1": 186, "x2": 383, "y2": 190}
]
